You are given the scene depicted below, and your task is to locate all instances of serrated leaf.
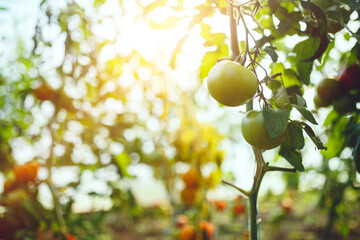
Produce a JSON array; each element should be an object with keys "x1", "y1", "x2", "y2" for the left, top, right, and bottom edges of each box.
[
  {"x1": 279, "y1": 139, "x2": 305, "y2": 172},
  {"x1": 288, "y1": 122, "x2": 305, "y2": 150},
  {"x1": 263, "y1": 106, "x2": 288, "y2": 138},
  {"x1": 264, "y1": 46, "x2": 278, "y2": 62},
  {"x1": 293, "y1": 105, "x2": 317, "y2": 125},
  {"x1": 302, "y1": 123, "x2": 327, "y2": 150}
]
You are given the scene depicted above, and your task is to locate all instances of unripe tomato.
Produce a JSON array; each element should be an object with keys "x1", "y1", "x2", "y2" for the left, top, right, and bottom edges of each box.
[
  {"x1": 332, "y1": 94, "x2": 356, "y2": 115},
  {"x1": 316, "y1": 78, "x2": 345, "y2": 103},
  {"x1": 241, "y1": 110, "x2": 288, "y2": 150},
  {"x1": 207, "y1": 60, "x2": 258, "y2": 107},
  {"x1": 311, "y1": 0, "x2": 334, "y2": 9},
  {"x1": 182, "y1": 168, "x2": 199, "y2": 189},
  {"x1": 179, "y1": 225, "x2": 196, "y2": 240},
  {"x1": 198, "y1": 221, "x2": 215, "y2": 239},
  {"x1": 338, "y1": 63, "x2": 360, "y2": 90},
  {"x1": 4, "y1": 188, "x2": 28, "y2": 207},
  {"x1": 313, "y1": 94, "x2": 331, "y2": 108}
]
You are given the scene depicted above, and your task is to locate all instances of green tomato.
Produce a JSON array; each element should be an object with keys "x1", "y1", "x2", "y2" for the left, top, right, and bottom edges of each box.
[
  {"x1": 5, "y1": 188, "x2": 28, "y2": 208},
  {"x1": 313, "y1": 93, "x2": 331, "y2": 108},
  {"x1": 316, "y1": 78, "x2": 344, "y2": 103},
  {"x1": 241, "y1": 110, "x2": 288, "y2": 150},
  {"x1": 207, "y1": 60, "x2": 258, "y2": 107},
  {"x1": 332, "y1": 94, "x2": 356, "y2": 115}
]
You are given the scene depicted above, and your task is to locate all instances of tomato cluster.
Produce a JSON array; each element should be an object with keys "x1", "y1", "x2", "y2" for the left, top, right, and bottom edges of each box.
[
  {"x1": 207, "y1": 60, "x2": 288, "y2": 150},
  {"x1": 314, "y1": 63, "x2": 359, "y2": 115},
  {"x1": 178, "y1": 219, "x2": 215, "y2": 240}
]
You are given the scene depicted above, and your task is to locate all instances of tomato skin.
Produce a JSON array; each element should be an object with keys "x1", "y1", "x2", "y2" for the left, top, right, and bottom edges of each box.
[
  {"x1": 316, "y1": 78, "x2": 345, "y2": 103},
  {"x1": 332, "y1": 94, "x2": 356, "y2": 115},
  {"x1": 233, "y1": 203, "x2": 245, "y2": 216},
  {"x1": 67, "y1": 233, "x2": 77, "y2": 240},
  {"x1": 338, "y1": 63, "x2": 360, "y2": 90},
  {"x1": 214, "y1": 200, "x2": 227, "y2": 211},
  {"x1": 13, "y1": 161, "x2": 40, "y2": 183},
  {"x1": 180, "y1": 188, "x2": 197, "y2": 205},
  {"x1": 182, "y1": 168, "x2": 199, "y2": 189},
  {"x1": 179, "y1": 225, "x2": 196, "y2": 240},
  {"x1": 313, "y1": 94, "x2": 331, "y2": 109},
  {"x1": 241, "y1": 110, "x2": 288, "y2": 150},
  {"x1": 3, "y1": 179, "x2": 17, "y2": 193},
  {"x1": 207, "y1": 60, "x2": 258, "y2": 107},
  {"x1": 4, "y1": 188, "x2": 28, "y2": 207},
  {"x1": 198, "y1": 221, "x2": 215, "y2": 239}
]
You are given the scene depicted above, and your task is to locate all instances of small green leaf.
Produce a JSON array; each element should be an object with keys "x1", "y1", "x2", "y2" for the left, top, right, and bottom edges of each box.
[
  {"x1": 279, "y1": 139, "x2": 305, "y2": 172},
  {"x1": 293, "y1": 105, "x2": 318, "y2": 125},
  {"x1": 290, "y1": 93, "x2": 307, "y2": 107},
  {"x1": 288, "y1": 122, "x2": 305, "y2": 150},
  {"x1": 263, "y1": 106, "x2": 288, "y2": 138},
  {"x1": 264, "y1": 46, "x2": 278, "y2": 62},
  {"x1": 302, "y1": 123, "x2": 327, "y2": 150}
]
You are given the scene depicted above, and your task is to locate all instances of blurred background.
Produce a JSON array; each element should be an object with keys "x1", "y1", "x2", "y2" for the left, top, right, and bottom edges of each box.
[{"x1": 0, "y1": 0, "x2": 360, "y2": 239}]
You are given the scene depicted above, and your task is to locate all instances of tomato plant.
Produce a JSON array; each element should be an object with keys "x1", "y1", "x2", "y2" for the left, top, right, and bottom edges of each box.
[
  {"x1": 207, "y1": 60, "x2": 258, "y2": 107},
  {"x1": 241, "y1": 110, "x2": 288, "y2": 150}
]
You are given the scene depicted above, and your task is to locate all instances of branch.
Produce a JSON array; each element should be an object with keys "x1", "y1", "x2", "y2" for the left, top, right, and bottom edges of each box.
[
  {"x1": 266, "y1": 165, "x2": 297, "y2": 173},
  {"x1": 222, "y1": 179, "x2": 250, "y2": 197}
]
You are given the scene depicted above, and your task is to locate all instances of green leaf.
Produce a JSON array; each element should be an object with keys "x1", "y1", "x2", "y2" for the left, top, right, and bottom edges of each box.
[
  {"x1": 263, "y1": 106, "x2": 288, "y2": 138},
  {"x1": 264, "y1": 46, "x2": 278, "y2": 62},
  {"x1": 293, "y1": 105, "x2": 318, "y2": 125},
  {"x1": 290, "y1": 93, "x2": 306, "y2": 107},
  {"x1": 293, "y1": 38, "x2": 320, "y2": 60},
  {"x1": 279, "y1": 139, "x2": 305, "y2": 172},
  {"x1": 302, "y1": 123, "x2": 327, "y2": 150},
  {"x1": 321, "y1": 117, "x2": 348, "y2": 158},
  {"x1": 296, "y1": 61, "x2": 312, "y2": 85},
  {"x1": 288, "y1": 122, "x2": 305, "y2": 150}
]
